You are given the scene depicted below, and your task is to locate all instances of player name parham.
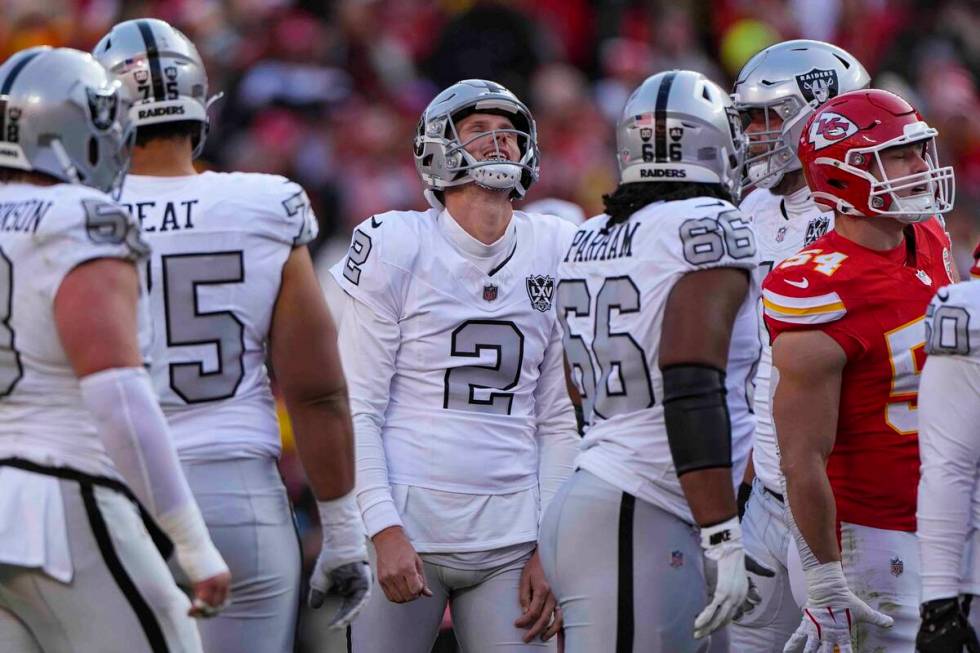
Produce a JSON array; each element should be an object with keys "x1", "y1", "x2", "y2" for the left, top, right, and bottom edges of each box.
[
  {"x1": 564, "y1": 222, "x2": 639, "y2": 263},
  {"x1": 0, "y1": 199, "x2": 53, "y2": 234}
]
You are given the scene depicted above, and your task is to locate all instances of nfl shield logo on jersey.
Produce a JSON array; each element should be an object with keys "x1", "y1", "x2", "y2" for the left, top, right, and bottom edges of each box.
[
  {"x1": 890, "y1": 556, "x2": 904, "y2": 577},
  {"x1": 526, "y1": 275, "x2": 554, "y2": 312},
  {"x1": 670, "y1": 550, "x2": 684, "y2": 568},
  {"x1": 483, "y1": 284, "x2": 498, "y2": 302}
]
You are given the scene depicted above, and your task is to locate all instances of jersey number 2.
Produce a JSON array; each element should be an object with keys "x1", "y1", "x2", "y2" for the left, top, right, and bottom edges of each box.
[
  {"x1": 161, "y1": 252, "x2": 246, "y2": 403},
  {"x1": 443, "y1": 320, "x2": 525, "y2": 415}
]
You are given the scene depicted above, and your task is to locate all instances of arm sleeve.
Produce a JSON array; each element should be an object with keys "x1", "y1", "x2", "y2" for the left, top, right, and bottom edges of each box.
[
  {"x1": 336, "y1": 292, "x2": 404, "y2": 538},
  {"x1": 533, "y1": 319, "x2": 580, "y2": 521},
  {"x1": 916, "y1": 355, "x2": 980, "y2": 601},
  {"x1": 79, "y1": 367, "x2": 225, "y2": 581}
]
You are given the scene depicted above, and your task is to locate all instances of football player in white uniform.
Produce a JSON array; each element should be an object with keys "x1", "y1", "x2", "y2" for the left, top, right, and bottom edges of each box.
[
  {"x1": 728, "y1": 40, "x2": 869, "y2": 651},
  {"x1": 916, "y1": 274, "x2": 980, "y2": 653},
  {"x1": 0, "y1": 47, "x2": 229, "y2": 652},
  {"x1": 93, "y1": 19, "x2": 369, "y2": 653},
  {"x1": 540, "y1": 69, "x2": 766, "y2": 652},
  {"x1": 331, "y1": 79, "x2": 579, "y2": 652}
]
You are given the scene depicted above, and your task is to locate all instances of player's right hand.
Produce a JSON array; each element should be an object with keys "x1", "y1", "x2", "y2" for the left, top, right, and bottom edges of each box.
[
  {"x1": 916, "y1": 597, "x2": 980, "y2": 653},
  {"x1": 696, "y1": 517, "x2": 767, "y2": 639},
  {"x1": 783, "y1": 586, "x2": 893, "y2": 652},
  {"x1": 372, "y1": 526, "x2": 432, "y2": 604},
  {"x1": 189, "y1": 570, "x2": 231, "y2": 618}
]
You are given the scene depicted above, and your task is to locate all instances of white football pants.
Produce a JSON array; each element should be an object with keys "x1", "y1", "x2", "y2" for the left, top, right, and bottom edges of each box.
[
  {"x1": 730, "y1": 478, "x2": 802, "y2": 651},
  {"x1": 538, "y1": 469, "x2": 726, "y2": 653},
  {"x1": 172, "y1": 457, "x2": 301, "y2": 653},
  {"x1": 0, "y1": 474, "x2": 201, "y2": 652},
  {"x1": 349, "y1": 541, "x2": 554, "y2": 652}
]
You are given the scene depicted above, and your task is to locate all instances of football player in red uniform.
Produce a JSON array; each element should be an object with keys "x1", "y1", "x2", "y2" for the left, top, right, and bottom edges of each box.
[{"x1": 762, "y1": 89, "x2": 956, "y2": 652}]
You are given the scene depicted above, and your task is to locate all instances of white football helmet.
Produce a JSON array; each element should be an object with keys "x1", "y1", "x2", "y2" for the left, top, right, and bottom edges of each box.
[
  {"x1": 732, "y1": 40, "x2": 869, "y2": 191},
  {"x1": 414, "y1": 79, "x2": 538, "y2": 208}
]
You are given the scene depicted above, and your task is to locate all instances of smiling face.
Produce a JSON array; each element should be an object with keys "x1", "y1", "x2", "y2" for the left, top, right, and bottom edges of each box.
[{"x1": 454, "y1": 112, "x2": 521, "y2": 162}]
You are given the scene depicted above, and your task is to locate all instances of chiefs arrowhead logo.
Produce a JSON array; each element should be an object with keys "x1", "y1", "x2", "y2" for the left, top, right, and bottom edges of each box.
[{"x1": 808, "y1": 112, "x2": 858, "y2": 150}]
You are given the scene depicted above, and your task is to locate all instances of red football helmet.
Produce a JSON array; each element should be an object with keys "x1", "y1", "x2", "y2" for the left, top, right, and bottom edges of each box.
[{"x1": 797, "y1": 89, "x2": 954, "y2": 223}]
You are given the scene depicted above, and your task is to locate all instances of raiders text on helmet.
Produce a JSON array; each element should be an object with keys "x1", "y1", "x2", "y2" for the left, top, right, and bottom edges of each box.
[
  {"x1": 414, "y1": 79, "x2": 539, "y2": 208},
  {"x1": 797, "y1": 89, "x2": 955, "y2": 224},
  {"x1": 617, "y1": 70, "x2": 744, "y2": 199},
  {"x1": 732, "y1": 40, "x2": 869, "y2": 191},
  {"x1": 0, "y1": 47, "x2": 134, "y2": 195},
  {"x1": 93, "y1": 18, "x2": 218, "y2": 158}
]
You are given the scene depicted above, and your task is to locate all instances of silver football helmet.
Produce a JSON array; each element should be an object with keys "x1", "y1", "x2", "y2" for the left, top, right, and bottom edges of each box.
[
  {"x1": 617, "y1": 70, "x2": 744, "y2": 198},
  {"x1": 414, "y1": 79, "x2": 538, "y2": 208},
  {"x1": 0, "y1": 47, "x2": 134, "y2": 195},
  {"x1": 732, "y1": 39, "x2": 869, "y2": 191},
  {"x1": 93, "y1": 18, "x2": 218, "y2": 158}
]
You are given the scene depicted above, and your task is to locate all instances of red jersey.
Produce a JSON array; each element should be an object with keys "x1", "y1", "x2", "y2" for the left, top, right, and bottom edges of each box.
[{"x1": 762, "y1": 218, "x2": 952, "y2": 532}]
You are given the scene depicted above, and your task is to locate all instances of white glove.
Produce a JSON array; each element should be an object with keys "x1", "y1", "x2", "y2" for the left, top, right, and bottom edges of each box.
[
  {"x1": 308, "y1": 494, "x2": 372, "y2": 629},
  {"x1": 783, "y1": 561, "x2": 893, "y2": 653},
  {"x1": 695, "y1": 517, "x2": 750, "y2": 639}
]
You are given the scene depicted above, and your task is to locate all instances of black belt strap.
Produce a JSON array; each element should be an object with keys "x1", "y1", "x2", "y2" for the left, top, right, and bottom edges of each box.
[
  {"x1": 0, "y1": 457, "x2": 174, "y2": 559},
  {"x1": 764, "y1": 485, "x2": 785, "y2": 503}
]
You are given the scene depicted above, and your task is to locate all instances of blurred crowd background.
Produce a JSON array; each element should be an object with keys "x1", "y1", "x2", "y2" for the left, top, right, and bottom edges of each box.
[{"x1": 2, "y1": 0, "x2": 978, "y2": 649}]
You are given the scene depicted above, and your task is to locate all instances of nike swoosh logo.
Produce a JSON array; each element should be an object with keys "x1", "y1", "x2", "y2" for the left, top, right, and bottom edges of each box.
[
  {"x1": 370, "y1": 215, "x2": 383, "y2": 228},
  {"x1": 785, "y1": 278, "x2": 809, "y2": 289}
]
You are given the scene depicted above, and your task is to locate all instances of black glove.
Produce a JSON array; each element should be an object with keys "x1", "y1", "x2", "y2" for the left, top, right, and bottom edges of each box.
[
  {"x1": 917, "y1": 597, "x2": 980, "y2": 653},
  {"x1": 737, "y1": 481, "x2": 753, "y2": 519}
]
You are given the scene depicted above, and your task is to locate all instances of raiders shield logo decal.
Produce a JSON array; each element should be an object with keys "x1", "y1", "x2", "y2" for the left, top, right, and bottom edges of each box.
[
  {"x1": 796, "y1": 68, "x2": 839, "y2": 104},
  {"x1": 526, "y1": 275, "x2": 554, "y2": 312},
  {"x1": 86, "y1": 88, "x2": 118, "y2": 131}
]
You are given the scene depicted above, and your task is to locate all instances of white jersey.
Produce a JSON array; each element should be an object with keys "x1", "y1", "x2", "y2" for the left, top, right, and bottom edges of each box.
[
  {"x1": 119, "y1": 172, "x2": 318, "y2": 462},
  {"x1": 739, "y1": 186, "x2": 833, "y2": 491},
  {"x1": 330, "y1": 208, "x2": 579, "y2": 552},
  {"x1": 559, "y1": 197, "x2": 759, "y2": 523},
  {"x1": 0, "y1": 182, "x2": 148, "y2": 477},
  {"x1": 917, "y1": 280, "x2": 980, "y2": 601}
]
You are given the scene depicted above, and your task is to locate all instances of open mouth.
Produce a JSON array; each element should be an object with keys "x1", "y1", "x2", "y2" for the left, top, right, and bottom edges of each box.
[{"x1": 482, "y1": 152, "x2": 510, "y2": 162}]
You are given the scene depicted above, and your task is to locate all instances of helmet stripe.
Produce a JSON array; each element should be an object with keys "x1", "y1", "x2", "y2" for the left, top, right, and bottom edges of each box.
[
  {"x1": 654, "y1": 71, "x2": 677, "y2": 163},
  {"x1": 0, "y1": 50, "x2": 43, "y2": 145},
  {"x1": 0, "y1": 49, "x2": 43, "y2": 96},
  {"x1": 135, "y1": 20, "x2": 166, "y2": 102}
]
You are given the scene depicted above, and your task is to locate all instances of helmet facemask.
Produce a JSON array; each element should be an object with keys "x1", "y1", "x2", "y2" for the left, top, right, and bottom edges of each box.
[
  {"x1": 816, "y1": 126, "x2": 955, "y2": 224},
  {"x1": 737, "y1": 95, "x2": 805, "y2": 191},
  {"x1": 417, "y1": 104, "x2": 537, "y2": 199}
]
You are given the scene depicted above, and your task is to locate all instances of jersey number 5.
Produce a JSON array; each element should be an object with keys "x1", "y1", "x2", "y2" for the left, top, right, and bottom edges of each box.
[
  {"x1": 161, "y1": 251, "x2": 246, "y2": 403},
  {"x1": 884, "y1": 317, "x2": 926, "y2": 435}
]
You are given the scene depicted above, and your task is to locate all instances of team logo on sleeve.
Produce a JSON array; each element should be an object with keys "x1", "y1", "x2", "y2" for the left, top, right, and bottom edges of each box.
[
  {"x1": 526, "y1": 275, "x2": 554, "y2": 312},
  {"x1": 807, "y1": 112, "x2": 858, "y2": 150},
  {"x1": 795, "y1": 68, "x2": 839, "y2": 104}
]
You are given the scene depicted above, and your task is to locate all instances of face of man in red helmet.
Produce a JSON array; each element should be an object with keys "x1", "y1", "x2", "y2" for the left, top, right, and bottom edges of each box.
[{"x1": 797, "y1": 89, "x2": 955, "y2": 224}]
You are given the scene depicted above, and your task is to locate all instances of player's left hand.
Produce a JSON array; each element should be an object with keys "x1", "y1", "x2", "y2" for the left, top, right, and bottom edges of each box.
[
  {"x1": 514, "y1": 549, "x2": 562, "y2": 642},
  {"x1": 782, "y1": 562, "x2": 892, "y2": 653},
  {"x1": 916, "y1": 597, "x2": 980, "y2": 653},
  {"x1": 308, "y1": 557, "x2": 373, "y2": 629}
]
